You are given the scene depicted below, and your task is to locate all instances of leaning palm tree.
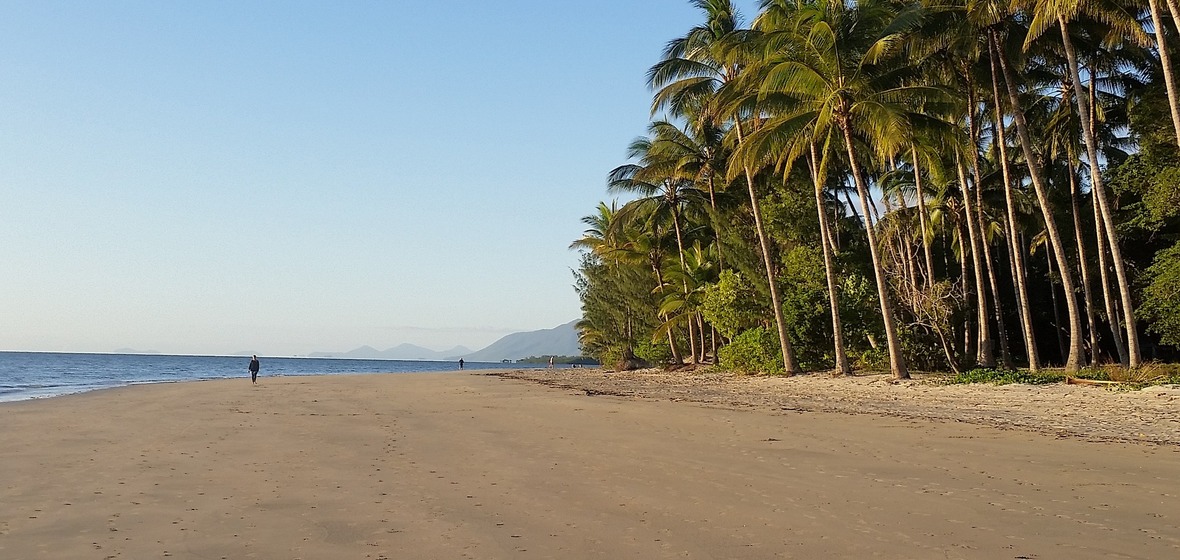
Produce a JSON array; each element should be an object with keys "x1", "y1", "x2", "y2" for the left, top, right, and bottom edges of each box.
[
  {"x1": 990, "y1": 19, "x2": 1086, "y2": 372},
  {"x1": 1023, "y1": 0, "x2": 1145, "y2": 368},
  {"x1": 609, "y1": 130, "x2": 719, "y2": 363},
  {"x1": 732, "y1": 0, "x2": 948, "y2": 379},
  {"x1": 720, "y1": 3, "x2": 855, "y2": 375},
  {"x1": 984, "y1": 30, "x2": 1043, "y2": 371},
  {"x1": 649, "y1": 0, "x2": 802, "y2": 374},
  {"x1": 572, "y1": 202, "x2": 656, "y2": 366}
]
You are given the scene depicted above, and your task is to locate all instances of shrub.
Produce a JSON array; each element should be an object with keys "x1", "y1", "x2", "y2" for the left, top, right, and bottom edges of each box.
[
  {"x1": 945, "y1": 368, "x2": 1064, "y2": 385},
  {"x1": 1090, "y1": 362, "x2": 1180, "y2": 385},
  {"x1": 1140, "y1": 242, "x2": 1180, "y2": 346},
  {"x1": 856, "y1": 346, "x2": 889, "y2": 371},
  {"x1": 701, "y1": 270, "x2": 765, "y2": 339},
  {"x1": 634, "y1": 338, "x2": 673, "y2": 365},
  {"x1": 718, "y1": 327, "x2": 784, "y2": 374}
]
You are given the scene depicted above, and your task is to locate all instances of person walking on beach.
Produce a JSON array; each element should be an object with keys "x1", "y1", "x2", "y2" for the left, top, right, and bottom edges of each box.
[
  {"x1": 458, "y1": 358, "x2": 464, "y2": 370},
  {"x1": 248, "y1": 355, "x2": 260, "y2": 385}
]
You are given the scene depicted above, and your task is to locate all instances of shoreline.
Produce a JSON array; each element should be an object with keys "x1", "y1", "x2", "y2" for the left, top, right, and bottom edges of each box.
[
  {"x1": 2, "y1": 370, "x2": 1177, "y2": 558},
  {"x1": 6, "y1": 366, "x2": 1178, "y2": 445}
]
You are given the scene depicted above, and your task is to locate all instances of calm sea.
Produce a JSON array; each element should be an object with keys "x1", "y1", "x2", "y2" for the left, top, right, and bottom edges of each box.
[{"x1": 0, "y1": 352, "x2": 538, "y2": 403}]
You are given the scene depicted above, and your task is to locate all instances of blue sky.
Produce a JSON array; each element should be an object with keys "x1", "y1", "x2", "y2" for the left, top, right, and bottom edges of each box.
[{"x1": 0, "y1": 0, "x2": 761, "y2": 356}]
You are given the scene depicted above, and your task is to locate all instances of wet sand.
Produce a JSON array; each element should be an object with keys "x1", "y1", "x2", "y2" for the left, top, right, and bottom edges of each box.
[{"x1": 1, "y1": 370, "x2": 1177, "y2": 559}]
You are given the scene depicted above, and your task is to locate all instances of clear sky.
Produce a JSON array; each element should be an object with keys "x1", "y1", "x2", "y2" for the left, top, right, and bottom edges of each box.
[{"x1": 0, "y1": 0, "x2": 761, "y2": 356}]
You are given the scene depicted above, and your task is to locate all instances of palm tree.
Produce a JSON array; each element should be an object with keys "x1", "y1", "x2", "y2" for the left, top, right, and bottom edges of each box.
[
  {"x1": 991, "y1": 23, "x2": 1086, "y2": 372},
  {"x1": 985, "y1": 32, "x2": 1043, "y2": 371},
  {"x1": 649, "y1": 0, "x2": 802, "y2": 374},
  {"x1": 1145, "y1": 0, "x2": 1180, "y2": 146},
  {"x1": 808, "y1": 136, "x2": 854, "y2": 375},
  {"x1": 736, "y1": 0, "x2": 946, "y2": 379},
  {"x1": 705, "y1": 2, "x2": 855, "y2": 375},
  {"x1": 1024, "y1": 0, "x2": 1145, "y2": 368},
  {"x1": 572, "y1": 202, "x2": 654, "y2": 366},
  {"x1": 656, "y1": 240, "x2": 719, "y2": 362}
]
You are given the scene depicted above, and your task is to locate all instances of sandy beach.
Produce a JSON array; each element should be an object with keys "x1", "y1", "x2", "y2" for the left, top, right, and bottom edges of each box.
[{"x1": 1, "y1": 370, "x2": 1177, "y2": 559}]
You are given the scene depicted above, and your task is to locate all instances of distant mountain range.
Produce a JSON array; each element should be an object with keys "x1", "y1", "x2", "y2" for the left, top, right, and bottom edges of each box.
[
  {"x1": 309, "y1": 320, "x2": 581, "y2": 362},
  {"x1": 460, "y1": 320, "x2": 580, "y2": 362}
]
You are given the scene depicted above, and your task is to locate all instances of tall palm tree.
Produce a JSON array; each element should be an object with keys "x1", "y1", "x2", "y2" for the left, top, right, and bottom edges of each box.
[
  {"x1": 992, "y1": 24, "x2": 1086, "y2": 372},
  {"x1": 711, "y1": 1, "x2": 854, "y2": 375},
  {"x1": 1042, "y1": 78, "x2": 1103, "y2": 364},
  {"x1": 986, "y1": 33, "x2": 1043, "y2": 371},
  {"x1": 572, "y1": 202, "x2": 654, "y2": 365},
  {"x1": 1024, "y1": 0, "x2": 1145, "y2": 367},
  {"x1": 736, "y1": 0, "x2": 948, "y2": 379},
  {"x1": 1145, "y1": 0, "x2": 1180, "y2": 146},
  {"x1": 609, "y1": 137, "x2": 713, "y2": 364},
  {"x1": 649, "y1": 0, "x2": 802, "y2": 374}
]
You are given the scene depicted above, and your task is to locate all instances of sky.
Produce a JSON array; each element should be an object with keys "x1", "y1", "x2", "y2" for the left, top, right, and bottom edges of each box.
[{"x1": 0, "y1": 0, "x2": 762, "y2": 356}]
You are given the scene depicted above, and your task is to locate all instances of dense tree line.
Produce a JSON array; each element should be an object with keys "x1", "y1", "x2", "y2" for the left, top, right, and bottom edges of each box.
[{"x1": 573, "y1": 0, "x2": 1180, "y2": 377}]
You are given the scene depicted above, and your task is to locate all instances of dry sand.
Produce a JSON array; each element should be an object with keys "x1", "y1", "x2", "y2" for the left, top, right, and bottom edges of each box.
[{"x1": 1, "y1": 369, "x2": 1177, "y2": 559}]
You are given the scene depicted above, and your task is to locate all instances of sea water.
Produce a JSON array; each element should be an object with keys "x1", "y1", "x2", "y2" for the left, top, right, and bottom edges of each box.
[{"x1": 0, "y1": 352, "x2": 537, "y2": 402}]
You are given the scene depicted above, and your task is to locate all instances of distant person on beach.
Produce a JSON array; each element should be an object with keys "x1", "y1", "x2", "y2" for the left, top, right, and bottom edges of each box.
[
  {"x1": 458, "y1": 358, "x2": 464, "y2": 370},
  {"x1": 548, "y1": 356, "x2": 554, "y2": 368},
  {"x1": 248, "y1": 355, "x2": 260, "y2": 385}
]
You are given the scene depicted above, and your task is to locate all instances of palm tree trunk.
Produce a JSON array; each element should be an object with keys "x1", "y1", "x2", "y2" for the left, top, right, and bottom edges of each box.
[
  {"x1": 809, "y1": 141, "x2": 852, "y2": 375},
  {"x1": 911, "y1": 147, "x2": 937, "y2": 289},
  {"x1": 1046, "y1": 246, "x2": 1068, "y2": 364},
  {"x1": 995, "y1": 32, "x2": 1084, "y2": 372},
  {"x1": 696, "y1": 313, "x2": 706, "y2": 363},
  {"x1": 957, "y1": 218, "x2": 976, "y2": 361},
  {"x1": 705, "y1": 175, "x2": 726, "y2": 274},
  {"x1": 734, "y1": 118, "x2": 800, "y2": 374},
  {"x1": 1088, "y1": 73, "x2": 1128, "y2": 365},
  {"x1": 1093, "y1": 193, "x2": 1129, "y2": 365},
  {"x1": 955, "y1": 154, "x2": 996, "y2": 367},
  {"x1": 1058, "y1": 18, "x2": 1141, "y2": 369},
  {"x1": 651, "y1": 259, "x2": 683, "y2": 365},
  {"x1": 670, "y1": 208, "x2": 698, "y2": 363},
  {"x1": 988, "y1": 38, "x2": 1040, "y2": 371},
  {"x1": 1167, "y1": 0, "x2": 1180, "y2": 37},
  {"x1": 1067, "y1": 150, "x2": 1100, "y2": 366},
  {"x1": 984, "y1": 244, "x2": 1014, "y2": 369},
  {"x1": 839, "y1": 118, "x2": 908, "y2": 379},
  {"x1": 710, "y1": 324, "x2": 718, "y2": 364},
  {"x1": 962, "y1": 89, "x2": 1014, "y2": 369},
  {"x1": 1147, "y1": 0, "x2": 1180, "y2": 146},
  {"x1": 832, "y1": 197, "x2": 842, "y2": 249},
  {"x1": 1003, "y1": 218, "x2": 1031, "y2": 364}
]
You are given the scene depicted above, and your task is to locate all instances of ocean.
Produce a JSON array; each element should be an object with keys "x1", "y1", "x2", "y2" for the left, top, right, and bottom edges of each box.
[{"x1": 0, "y1": 352, "x2": 539, "y2": 403}]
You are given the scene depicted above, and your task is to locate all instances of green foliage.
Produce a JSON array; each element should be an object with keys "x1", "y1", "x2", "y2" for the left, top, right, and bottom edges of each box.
[
  {"x1": 856, "y1": 347, "x2": 889, "y2": 370},
  {"x1": 573, "y1": 252, "x2": 662, "y2": 366},
  {"x1": 945, "y1": 368, "x2": 1065, "y2": 385},
  {"x1": 718, "y1": 327, "x2": 784, "y2": 374},
  {"x1": 763, "y1": 177, "x2": 820, "y2": 245},
  {"x1": 898, "y1": 322, "x2": 954, "y2": 372},
  {"x1": 634, "y1": 338, "x2": 673, "y2": 365},
  {"x1": 700, "y1": 270, "x2": 765, "y2": 338},
  {"x1": 1139, "y1": 242, "x2": 1180, "y2": 347},
  {"x1": 778, "y1": 246, "x2": 833, "y2": 369},
  {"x1": 948, "y1": 365, "x2": 1180, "y2": 387},
  {"x1": 1108, "y1": 152, "x2": 1180, "y2": 235},
  {"x1": 835, "y1": 271, "x2": 882, "y2": 358}
]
